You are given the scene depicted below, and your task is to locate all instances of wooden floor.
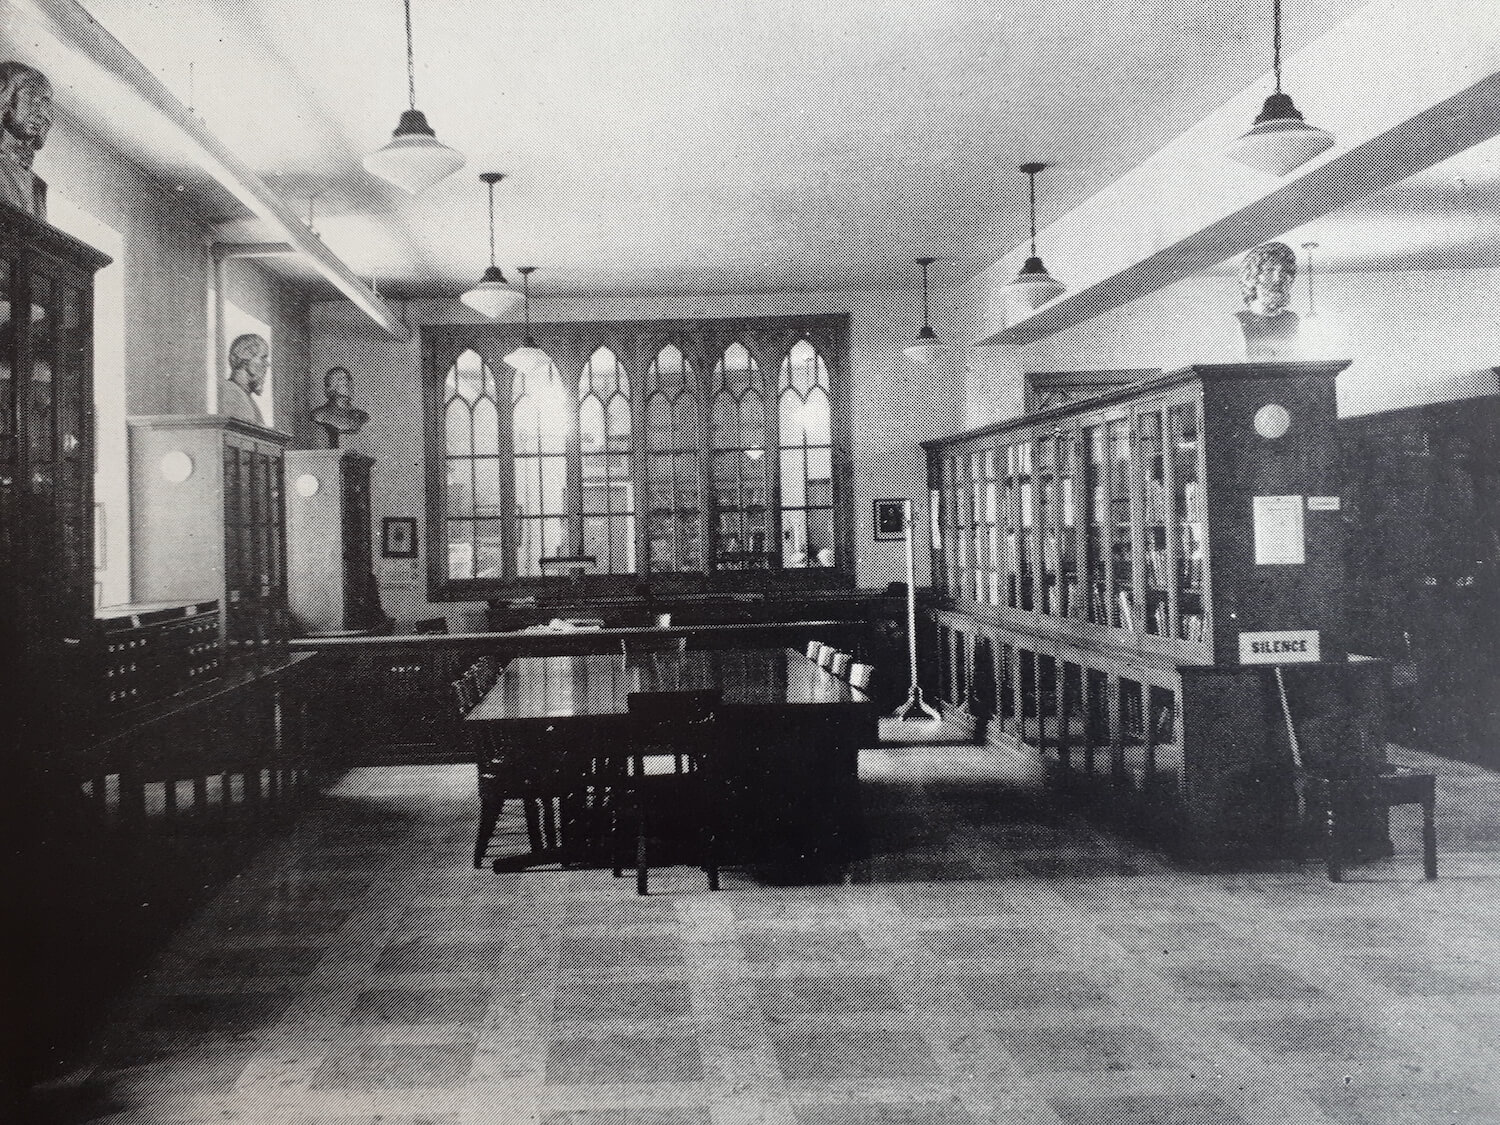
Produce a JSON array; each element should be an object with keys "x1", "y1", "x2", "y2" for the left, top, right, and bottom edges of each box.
[{"x1": 28, "y1": 738, "x2": 1500, "y2": 1125}]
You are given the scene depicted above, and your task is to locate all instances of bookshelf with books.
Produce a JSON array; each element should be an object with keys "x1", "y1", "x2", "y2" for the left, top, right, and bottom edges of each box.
[{"x1": 923, "y1": 361, "x2": 1390, "y2": 861}]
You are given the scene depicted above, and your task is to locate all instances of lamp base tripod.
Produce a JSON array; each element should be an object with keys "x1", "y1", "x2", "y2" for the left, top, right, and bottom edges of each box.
[{"x1": 892, "y1": 684, "x2": 941, "y2": 722}]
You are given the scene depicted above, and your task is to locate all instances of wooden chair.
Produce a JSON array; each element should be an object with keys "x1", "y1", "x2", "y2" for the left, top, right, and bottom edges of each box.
[
  {"x1": 469, "y1": 656, "x2": 498, "y2": 696},
  {"x1": 621, "y1": 634, "x2": 687, "y2": 657},
  {"x1": 1314, "y1": 767, "x2": 1437, "y2": 882},
  {"x1": 613, "y1": 689, "x2": 723, "y2": 895},
  {"x1": 460, "y1": 674, "x2": 571, "y2": 870},
  {"x1": 1274, "y1": 668, "x2": 1437, "y2": 882}
]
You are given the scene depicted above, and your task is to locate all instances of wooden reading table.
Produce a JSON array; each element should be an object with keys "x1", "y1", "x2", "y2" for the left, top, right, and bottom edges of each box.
[{"x1": 466, "y1": 647, "x2": 876, "y2": 870}]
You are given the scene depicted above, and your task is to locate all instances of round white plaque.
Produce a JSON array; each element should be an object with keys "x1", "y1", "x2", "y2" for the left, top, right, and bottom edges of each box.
[
  {"x1": 1253, "y1": 403, "x2": 1291, "y2": 439},
  {"x1": 159, "y1": 450, "x2": 194, "y2": 482},
  {"x1": 295, "y1": 473, "x2": 321, "y2": 498}
]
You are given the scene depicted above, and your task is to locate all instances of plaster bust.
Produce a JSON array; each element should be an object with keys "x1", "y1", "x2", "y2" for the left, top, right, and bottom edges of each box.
[
  {"x1": 1236, "y1": 241, "x2": 1301, "y2": 360},
  {"x1": 0, "y1": 61, "x2": 52, "y2": 219},
  {"x1": 222, "y1": 333, "x2": 269, "y2": 425},
  {"x1": 311, "y1": 365, "x2": 370, "y2": 448}
]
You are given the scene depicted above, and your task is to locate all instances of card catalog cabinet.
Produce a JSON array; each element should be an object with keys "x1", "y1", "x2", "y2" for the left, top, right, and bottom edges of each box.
[
  {"x1": 129, "y1": 415, "x2": 290, "y2": 663},
  {"x1": 97, "y1": 599, "x2": 222, "y2": 715}
]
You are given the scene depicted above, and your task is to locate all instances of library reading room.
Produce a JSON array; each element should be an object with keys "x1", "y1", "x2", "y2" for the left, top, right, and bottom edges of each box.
[{"x1": 3, "y1": 1, "x2": 1499, "y2": 1122}]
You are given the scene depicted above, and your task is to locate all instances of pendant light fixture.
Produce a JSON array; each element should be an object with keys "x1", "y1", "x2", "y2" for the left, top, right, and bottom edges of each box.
[
  {"x1": 903, "y1": 256, "x2": 949, "y2": 363},
  {"x1": 364, "y1": 0, "x2": 466, "y2": 193},
  {"x1": 1227, "y1": 0, "x2": 1334, "y2": 176},
  {"x1": 461, "y1": 173, "x2": 524, "y2": 319},
  {"x1": 1004, "y1": 162, "x2": 1067, "y2": 323},
  {"x1": 505, "y1": 267, "x2": 552, "y2": 375}
]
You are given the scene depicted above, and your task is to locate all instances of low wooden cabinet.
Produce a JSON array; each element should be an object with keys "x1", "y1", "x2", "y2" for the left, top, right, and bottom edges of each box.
[
  {"x1": 923, "y1": 361, "x2": 1391, "y2": 861},
  {"x1": 285, "y1": 450, "x2": 384, "y2": 635},
  {"x1": 129, "y1": 415, "x2": 290, "y2": 663}
]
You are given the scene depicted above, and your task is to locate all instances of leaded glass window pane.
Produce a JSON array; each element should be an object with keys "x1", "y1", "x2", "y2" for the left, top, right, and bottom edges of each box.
[
  {"x1": 644, "y1": 344, "x2": 703, "y2": 573},
  {"x1": 712, "y1": 342, "x2": 769, "y2": 569},
  {"x1": 778, "y1": 339, "x2": 833, "y2": 568}
]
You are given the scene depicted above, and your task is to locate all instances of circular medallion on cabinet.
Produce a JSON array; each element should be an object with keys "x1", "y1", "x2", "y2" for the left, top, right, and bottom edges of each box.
[
  {"x1": 295, "y1": 473, "x2": 321, "y2": 498},
  {"x1": 1253, "y1": 403, "x2": 1291, "y2": 439},
  {"x1": 159, "y1": 450, "x2": 194, "y2": 482}
]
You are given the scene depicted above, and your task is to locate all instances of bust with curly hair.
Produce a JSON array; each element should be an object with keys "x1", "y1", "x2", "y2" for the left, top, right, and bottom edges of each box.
[
  {"x1": 1236, "y1": 241, "x2": 1301, "y2": 360},
  {"x1": 0, "y1": 61, "x2": 52, "y2": 218}
]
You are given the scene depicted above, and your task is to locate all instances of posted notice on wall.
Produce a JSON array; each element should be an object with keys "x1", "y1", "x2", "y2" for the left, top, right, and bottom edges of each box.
[{"x1": 1253, "y1": 494, "x2": 1305, "y2": 565}]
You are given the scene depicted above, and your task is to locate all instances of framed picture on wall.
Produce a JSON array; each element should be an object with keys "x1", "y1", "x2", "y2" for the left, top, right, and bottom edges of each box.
[
  {"x1": 382, "y1": 517, "x2": 418, "y2": 558},
  {"x1": 873, "y1": 499, "x2": 908, "y2": 541}
]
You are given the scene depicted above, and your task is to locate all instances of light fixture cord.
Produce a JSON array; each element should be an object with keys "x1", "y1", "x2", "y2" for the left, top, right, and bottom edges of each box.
[
  {"x1": 404, "y1": 0, "x2": 417, "y2": 110},
  {"x1": 1028, "y1": 170, "x2": 1039, "y2": 258},
  {"x1": 1272, "y1": 0, "x2": 1282, "y2": 94},
  {"x1": 1304, "y1": 244, "x2": 1317, "y2": 316},
  {"x1": 522, "y1": 271, "x2": 532, "y2": 332},
  {"x1": 921, "y1": 261, "x2": 931, "y2": 328},
  {"x1": 487, "y1": 178, "x2": 497, "y2": 268}
]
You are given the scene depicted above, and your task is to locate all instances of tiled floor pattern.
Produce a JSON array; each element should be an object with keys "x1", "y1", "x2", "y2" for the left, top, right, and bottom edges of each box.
[{"x1": 32, "y1": 742, "x2": 1500, "y2": 1124}]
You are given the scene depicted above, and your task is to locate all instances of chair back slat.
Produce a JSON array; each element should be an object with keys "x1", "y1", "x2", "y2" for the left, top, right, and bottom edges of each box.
[
  {"x1": 831, "y1": 652, "x2": 852, "y2": 678},
  {"x1": 848, "y1": 663, "x2": 874, "y2": 691},
  {"x1": 818, "y1": 647, "x2": 838, "y2": 670},
  {"x1": 806, "y1": 641, "x2": 824, "y2": 661},
  {"x1": 452, "y1": 676, "x2": 479, "y2": 717}
]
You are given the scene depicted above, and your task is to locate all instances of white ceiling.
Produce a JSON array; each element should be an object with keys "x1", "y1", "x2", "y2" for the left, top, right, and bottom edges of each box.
[{"x1": 20, "y1": 0, "x2": 1497, "y2": 301}]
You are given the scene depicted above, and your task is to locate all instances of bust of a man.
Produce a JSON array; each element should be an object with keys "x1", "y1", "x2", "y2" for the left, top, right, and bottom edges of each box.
[
  {"x1": 311, "y1": 366, "x2": 369, "y2": 448},
  {"x1": 222, "y1": 333, "x2": 269, "y2": 425},
  {"x1": 1236, "y1": 241, "x2": 1300, "y2": 360},
  {"x1": 0, "y1": 61, "x2": 52, "y2": 219}
]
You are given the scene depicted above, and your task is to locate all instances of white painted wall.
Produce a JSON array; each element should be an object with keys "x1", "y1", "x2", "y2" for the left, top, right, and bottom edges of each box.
[
  {"x1": 310, "y1": 281, "x2": 974, "y2": 624},
  {"x1": 964, "y1": 266, "x2": 1500, "y2": 424}
]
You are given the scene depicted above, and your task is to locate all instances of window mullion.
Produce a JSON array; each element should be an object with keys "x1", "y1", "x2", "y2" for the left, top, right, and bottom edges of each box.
[
  {"x1": 499, "y1": 356, "x2": 518, "y2": 580},
  {"x1": 561, "y1": 346, "x2": 584, "y2": 560},
  {"x1": 630, "y1": 345, "x2": 648, "y2": 580},
  {"x1": 766, "y1": 341, "x2": 786, "y2": 571},
  {"x1": 696, "y1": 343, "x2": 717, "y2": 575}
]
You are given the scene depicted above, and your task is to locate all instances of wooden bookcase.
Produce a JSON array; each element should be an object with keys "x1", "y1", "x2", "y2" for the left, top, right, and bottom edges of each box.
[
  {"x1": 923, "y1": 361, "x2": 1389, "y2": 860},
  {"x1": 0, "y1": 204, "x2": 110, "y2": 728},
  {"x1": 285, "y1": 449, "x2": 386, "y2": 635},
  {"x1": 129, "y1": 415, "x2": 290, "y2": 664}
]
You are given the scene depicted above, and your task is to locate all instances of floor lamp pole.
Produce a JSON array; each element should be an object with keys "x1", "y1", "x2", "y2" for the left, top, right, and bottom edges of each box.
[{"x1": 893, "y1": 498, "x2": 940, "y2": 721}]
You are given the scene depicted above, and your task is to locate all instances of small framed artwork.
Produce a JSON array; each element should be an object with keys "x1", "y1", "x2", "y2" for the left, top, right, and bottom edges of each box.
[
  {"x1": 873, "y1": 499, "x2": 908, "y2": 541},
  {"x1": 382, "y1": 517, "x2": 418, "y2": 558}
]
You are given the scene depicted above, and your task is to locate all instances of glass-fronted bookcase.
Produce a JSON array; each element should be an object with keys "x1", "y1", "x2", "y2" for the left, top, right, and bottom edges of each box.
[
  {"x1": 923, "y1": 361, "x2": 1391, "y2": 860},
  {"x1": 931, "y1": 379, "x2": 1213, "y2": 659}
]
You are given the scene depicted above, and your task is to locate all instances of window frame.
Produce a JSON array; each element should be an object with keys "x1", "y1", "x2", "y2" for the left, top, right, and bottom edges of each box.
[{"x1": 423, "y1": 313, "x2": 853, "y2": 601}]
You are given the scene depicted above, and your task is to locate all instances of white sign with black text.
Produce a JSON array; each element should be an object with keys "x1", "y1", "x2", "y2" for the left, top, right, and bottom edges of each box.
[{"x1": 1238, "y1": 630, "x2": 1321, "y2": 664}]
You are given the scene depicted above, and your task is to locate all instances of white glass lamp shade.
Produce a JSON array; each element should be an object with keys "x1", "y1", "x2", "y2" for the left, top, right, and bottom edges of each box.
[
  {"x1": 461, "y1": 267, "x2": 525, "y2": 318},
  {"x1": 505, "y1": 339, "x2": 553, "y2": 377},
  {"x1": 364, "y1": 109, "x2": 466, "y2": 194},
  {"x1": 903, "y1": 326, "x2": 949, "y2": 364},
  {"x1": 1004, "y1": 256, "x2": 1067, "y2": 323},
  {"x1": 1227, "y1": 93, "x2": 1334, "y2": 177}
]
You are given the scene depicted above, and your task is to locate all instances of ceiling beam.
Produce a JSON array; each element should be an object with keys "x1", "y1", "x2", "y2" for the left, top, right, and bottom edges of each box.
[
  {"x1": 14, "y1": 0, "x2": 412, "y2": 341},
  {"x1": 975, "y1": 0, "x2": 1500, "y2": 346}
]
